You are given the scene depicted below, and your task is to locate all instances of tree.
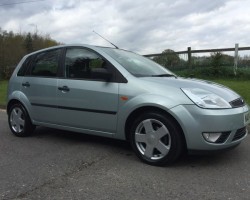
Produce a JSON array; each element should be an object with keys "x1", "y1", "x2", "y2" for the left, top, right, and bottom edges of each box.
[
  {"x1": 153, "y1": 49, "x2": 180, "y2": 68},
  {"x1": 0, "y1": 28, "x2": 60, "y2": 79},
  {"x1": 24, "y1": 32, "x2": 33, "y2": 53},
  {"x1": 162, "y1": 49, "x2": 180, "y2": 67},
  {"x1": 210, "y1": 52, "x2": 223, "y2": 76}
]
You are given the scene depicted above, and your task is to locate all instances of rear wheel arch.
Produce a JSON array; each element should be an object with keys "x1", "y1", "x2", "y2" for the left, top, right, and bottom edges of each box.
[
  {"x1": 7, "y1": 99, "x2": 22, "y2": 115},
  {"x1": 7, "y1": 99, "x2": 31, "y2": 116}
]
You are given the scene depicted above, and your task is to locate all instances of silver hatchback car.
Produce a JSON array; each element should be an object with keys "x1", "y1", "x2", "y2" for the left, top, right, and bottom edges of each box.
[{"x1": 7, "y1": 44, "x2": 249, "y2": 166}]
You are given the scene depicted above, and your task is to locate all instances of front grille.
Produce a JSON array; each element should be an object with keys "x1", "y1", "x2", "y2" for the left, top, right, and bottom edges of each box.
[
  {"x1": 215, "y1": 132, "x2": 231, "y2": 143},
  {"x1": 232, "y1": 127, "x2": 247, "y2": 141},
  {"x1": 230, "y1": 98, "x2": 245, "y2": 108}
]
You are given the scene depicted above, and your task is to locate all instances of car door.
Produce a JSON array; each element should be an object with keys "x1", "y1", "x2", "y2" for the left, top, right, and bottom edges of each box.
[
  {"x1": 56, "y1": 47, "x2": 119, "y2": 134},
  {"x1": 21, "y1": 48, "x2": 62, "y2": 124}
]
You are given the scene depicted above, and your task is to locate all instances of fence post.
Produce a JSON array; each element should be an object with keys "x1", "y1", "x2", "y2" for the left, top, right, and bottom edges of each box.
[
  {"x1": 234, "y1": 43, "x2": 239, "y2": 76},
  {"x1": 188, "y1": 47, "x2": 191, "y2": 68}
]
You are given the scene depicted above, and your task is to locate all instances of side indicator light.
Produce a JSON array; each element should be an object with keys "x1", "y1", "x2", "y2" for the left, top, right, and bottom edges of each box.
[{"x1": 120, "y1": 96, "x2": 128, "y2": 101}]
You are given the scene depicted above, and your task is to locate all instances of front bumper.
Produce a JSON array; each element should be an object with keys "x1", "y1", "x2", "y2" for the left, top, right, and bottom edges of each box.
[{"x1": 169, "y1": 104, "x2": 249, "y2": 151}]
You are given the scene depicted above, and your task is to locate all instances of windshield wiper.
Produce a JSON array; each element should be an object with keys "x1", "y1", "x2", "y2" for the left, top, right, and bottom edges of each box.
[{"x1": 151, "y1": 74, "x2": 177, "y2": 78}]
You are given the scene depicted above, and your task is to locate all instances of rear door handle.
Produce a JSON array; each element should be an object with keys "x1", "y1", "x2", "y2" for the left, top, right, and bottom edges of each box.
[
  {"x1": 58, "y1": 86, "x2": 70, "y2": 92},
  {"x1": 22, "y1": 82, "x2": 30, "y2": 87}
]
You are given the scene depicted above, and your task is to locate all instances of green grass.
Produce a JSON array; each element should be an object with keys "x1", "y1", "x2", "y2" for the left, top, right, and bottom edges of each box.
[
  {"x1": 174, "y1": 67, "x2": 250, "y2": 80},
  {"x1": 0, "y1": 79, "x2": 249, "y2": 107},
  {"x1": 0, "y1": 80, "x2": 8, "y2": 107}
]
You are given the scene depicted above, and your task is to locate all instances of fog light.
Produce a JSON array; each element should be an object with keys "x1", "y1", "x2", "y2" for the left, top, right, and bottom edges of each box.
[{"x1": 202, "y1": 132, "x2": 222, "y2": 143}]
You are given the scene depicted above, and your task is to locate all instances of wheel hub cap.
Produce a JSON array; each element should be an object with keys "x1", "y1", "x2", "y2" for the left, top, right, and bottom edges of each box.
[
  {"x1": 147, "y1": 133, "x2": 157, "y2": 145},
  {"x1": 10, "y1": 107, "x2": 25, "y2": 133},
  {"x1": 135, "y1": 119, "x2": 171, "y2": 160}
]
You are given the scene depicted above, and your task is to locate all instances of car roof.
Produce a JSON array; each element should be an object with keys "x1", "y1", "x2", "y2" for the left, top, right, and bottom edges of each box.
[{"x1": 28, "y1": 44, "x2": 115, "y2": 54}]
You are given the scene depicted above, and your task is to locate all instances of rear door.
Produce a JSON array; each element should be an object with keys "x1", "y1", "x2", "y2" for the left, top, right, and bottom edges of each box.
[
  {"x1": 21, "y1": 48, "x2": 62, "y2": 124},
  {"x1": 56, "y1": 47, "x2": 119, "y2": 134}
]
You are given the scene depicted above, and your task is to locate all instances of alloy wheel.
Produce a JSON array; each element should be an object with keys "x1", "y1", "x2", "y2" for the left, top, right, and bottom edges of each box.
[{"x1": 135, "y1": 119, "x2": 171, "y2": 160}]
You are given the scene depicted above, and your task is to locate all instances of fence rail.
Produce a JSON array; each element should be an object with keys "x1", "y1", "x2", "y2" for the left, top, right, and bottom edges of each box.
[
  {"x1": 144, "y1": 46, "x2": 250, "y2": 57},
  {"x1": 144, "y1": 44, "x2": 250, "y2": 74}
]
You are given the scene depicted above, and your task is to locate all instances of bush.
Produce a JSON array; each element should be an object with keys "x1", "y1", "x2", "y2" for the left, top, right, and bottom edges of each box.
[
  {"x1": 173, "y1": 66, "x2": 250, "y2": 80},
  {"x1": 1, "y1": 65, "x2": 15, "y2": 80}
]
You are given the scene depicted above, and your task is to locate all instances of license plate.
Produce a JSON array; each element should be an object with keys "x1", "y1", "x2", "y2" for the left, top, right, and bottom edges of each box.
[{"x1": 245, "y1": 112, "x2": 250, "y2": 125}]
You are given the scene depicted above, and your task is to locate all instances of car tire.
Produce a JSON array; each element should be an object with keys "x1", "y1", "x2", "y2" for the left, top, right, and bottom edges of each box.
[
  {"x1": 130, "y1": 112, "x2": 184, "y2": 166},
  {"x1": 8, "y1": 103, "x2": 35, "y2": 137}
]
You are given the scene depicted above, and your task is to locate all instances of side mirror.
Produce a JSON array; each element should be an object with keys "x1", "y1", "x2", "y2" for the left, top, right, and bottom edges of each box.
[{"x1": 91, "y1": 68, "x2": 112, "y2": 81}]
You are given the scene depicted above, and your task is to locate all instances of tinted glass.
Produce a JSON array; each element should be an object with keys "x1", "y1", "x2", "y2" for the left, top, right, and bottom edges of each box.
[
  {"x1": 30, "y1": 49, "x2": 61, "y2": 77},
  {"x1": 17, "y1": 55, "x2": 33, "y2": 76},
  {"x1": 100, "y1": 48, "x2": 174, "y2": 77},
  {"x1": 65, "y1": 48, "x2": 106, "y2": 80}
]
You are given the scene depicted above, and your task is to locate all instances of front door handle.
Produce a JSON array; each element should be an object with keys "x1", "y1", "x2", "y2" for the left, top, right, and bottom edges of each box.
[
  {"x1": 22, "y1": 82, "x2": 30, "y2": 87},
  {"x1": 58, "y1": 86, "x2": 70, "y2": 92}
]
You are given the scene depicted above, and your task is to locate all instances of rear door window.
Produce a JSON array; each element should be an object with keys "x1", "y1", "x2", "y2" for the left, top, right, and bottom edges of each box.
[{"x1": 28, "y1": 49, "x2": 61, "y2": 77}]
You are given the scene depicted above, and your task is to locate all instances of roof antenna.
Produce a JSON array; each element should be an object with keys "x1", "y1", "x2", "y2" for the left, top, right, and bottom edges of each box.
[{"x1": 93, "y1": 30, "x2": 119, "y2": 49}]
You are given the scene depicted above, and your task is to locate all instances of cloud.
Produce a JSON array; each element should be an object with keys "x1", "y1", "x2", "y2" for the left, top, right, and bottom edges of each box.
[{"x1": 1, "y1": 0, "x2": 250, "y2": 54}]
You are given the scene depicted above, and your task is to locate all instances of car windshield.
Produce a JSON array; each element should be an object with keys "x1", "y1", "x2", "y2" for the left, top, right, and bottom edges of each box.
[{"x1": 100, "y1": 47, "x2": 175, "y2": 77}]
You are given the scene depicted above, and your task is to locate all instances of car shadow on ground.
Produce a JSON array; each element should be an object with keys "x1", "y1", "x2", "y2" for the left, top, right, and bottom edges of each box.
[
  {"x1": 32, "y1": 126, "x2": 245, "y2": 168},
  {"x1": 33, "y1": 126, "x2": 133, "y2": 154}
]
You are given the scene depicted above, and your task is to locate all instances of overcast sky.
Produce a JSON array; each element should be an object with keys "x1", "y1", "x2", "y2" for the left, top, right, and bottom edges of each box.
[{"x1": 0, "y1": 0, "x2": 250, "y2": 54}]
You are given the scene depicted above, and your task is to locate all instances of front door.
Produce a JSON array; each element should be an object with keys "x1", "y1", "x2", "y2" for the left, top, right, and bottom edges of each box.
[{"x1": 56, "y1": 47, "x2": 119, "y2": 134}]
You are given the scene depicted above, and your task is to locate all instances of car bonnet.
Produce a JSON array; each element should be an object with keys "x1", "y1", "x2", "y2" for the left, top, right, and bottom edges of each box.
[{"x1": 140, "y1": 77, "x2": 241, "y2": 103}]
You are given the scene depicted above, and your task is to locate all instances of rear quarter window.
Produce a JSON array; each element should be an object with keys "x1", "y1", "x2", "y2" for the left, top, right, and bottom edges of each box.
[{"x1": 17, "y1": 55, "x2": 33, "y2": 76}]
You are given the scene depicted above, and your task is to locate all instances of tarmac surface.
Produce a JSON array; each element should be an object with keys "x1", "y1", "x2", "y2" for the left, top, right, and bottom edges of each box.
[{"x1": 0, "y1": 109, "x2": 250, "y2": 200}]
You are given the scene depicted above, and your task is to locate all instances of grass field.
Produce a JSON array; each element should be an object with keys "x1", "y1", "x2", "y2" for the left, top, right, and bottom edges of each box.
[
  {"x1": 209, "y1": 79, "x2": 250, "y2": 104},
  {"x1": 0, "y1": 80, "x2": 8, "y2": 107},
  {"x1": 0, "y1": 79, "x2": 249, "y2": 107}
]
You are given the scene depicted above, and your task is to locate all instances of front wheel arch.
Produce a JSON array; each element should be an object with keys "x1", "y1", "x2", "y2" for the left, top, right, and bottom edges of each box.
[
  {"x1": 125, "y1": 106, "x2": 186, "y2": 144},
  {"x1": 128, "y1": 110, "x2": 185, "y2": 165}
]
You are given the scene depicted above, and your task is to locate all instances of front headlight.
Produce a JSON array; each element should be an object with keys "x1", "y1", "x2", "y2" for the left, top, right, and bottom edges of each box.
[{"x1": 181, "y1": 88, "x2": 231, "y2": 109}]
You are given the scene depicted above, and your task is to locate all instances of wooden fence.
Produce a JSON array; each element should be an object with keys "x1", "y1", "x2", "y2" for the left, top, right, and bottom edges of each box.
[
  {"x1": 145, "y1": 46, "x2": 250, "y2": 57},
  {"x1": 144, "y1": 44, "x2": 250, "y2": 70}
]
